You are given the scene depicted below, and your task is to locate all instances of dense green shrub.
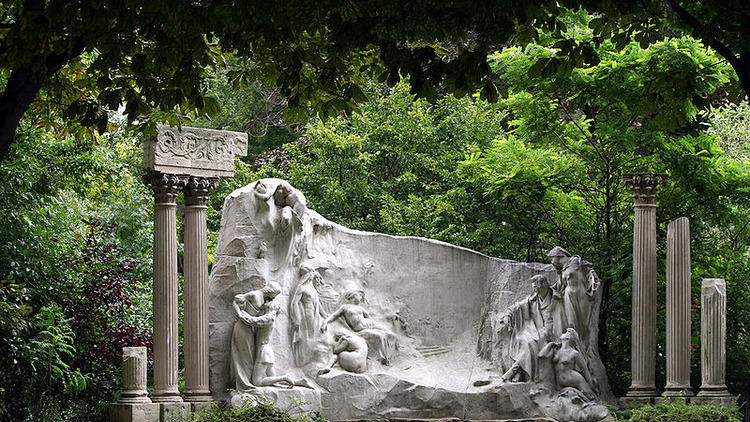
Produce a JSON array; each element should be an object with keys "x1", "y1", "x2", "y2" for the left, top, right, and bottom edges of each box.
[
  {"x1": 618, "y1": 401, "x2": 742, "y2": 422},
  {"x1": 171, "y1": 401, "x2": 327, "y2": 422}
]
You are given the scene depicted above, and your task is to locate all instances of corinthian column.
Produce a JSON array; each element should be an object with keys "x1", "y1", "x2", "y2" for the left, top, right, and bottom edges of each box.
[
  {"x1": 183, "y1": 176, "x2": 218, "y2": 403},
  {"x1": 147, "y1": 172, "x2": 186, "y2": 403},
  {"x1": 623, "y1": 173, "x2": 667, "y2": 399},
  {"x1": 698, "y1": 278, "x2": 730, "y2": 398},
  {"x1": 663, "y1": 217, "x2": 693, "y2": 397}
]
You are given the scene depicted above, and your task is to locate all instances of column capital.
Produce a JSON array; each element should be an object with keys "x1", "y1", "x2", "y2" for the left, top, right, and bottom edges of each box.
[
  {"x1": 144, "y1": 171, "x2": 188, "y2": 204},
  {"x1": 184, "y1": 176, "x2": 220, "y2": 206},
  {"x1": 623, "y1": 173, "x2": 667, "y2": 206}
]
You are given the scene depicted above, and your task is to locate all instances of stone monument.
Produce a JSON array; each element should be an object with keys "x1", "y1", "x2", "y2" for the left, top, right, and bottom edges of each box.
[
  {"x1": 663, "y1": 217, "x2": 693, "y2": 398},
  {"x1": 208, "y1": 178, "x2": 615, "y2": 421},
  {"x1": 110, "y1": 125, "x2": 247, "y2": 421},
  {"x1": 622, "y1": 173, "x2": 666, "y2": 406},
  {"x1": 692, "y1": 278, "x2": 735, "y2": 406}
]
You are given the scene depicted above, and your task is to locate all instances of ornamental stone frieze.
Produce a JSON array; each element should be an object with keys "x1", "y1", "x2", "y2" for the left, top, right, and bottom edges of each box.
[{"x1": 143, "y1": 125, "x2": 248, "y2": 178}]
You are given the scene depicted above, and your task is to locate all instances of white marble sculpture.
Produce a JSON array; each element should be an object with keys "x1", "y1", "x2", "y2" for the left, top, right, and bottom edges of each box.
[
  {"x1": 322, "y1": 289, "x2": 399, "y2": 365},
  {"x1": 208, "y1": 178, "x2": 614, "y2": 421}
]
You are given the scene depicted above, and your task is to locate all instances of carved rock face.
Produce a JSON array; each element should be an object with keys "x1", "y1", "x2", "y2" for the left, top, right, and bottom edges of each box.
[{"x1": 208, "y1": 179, "x2": 614, "y2": 421}]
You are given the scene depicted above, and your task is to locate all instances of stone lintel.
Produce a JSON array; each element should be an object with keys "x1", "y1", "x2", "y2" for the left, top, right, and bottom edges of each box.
[
  {"x1": 143, "y1": 125, "x2": 248, "y2": 178},
  {"x1": 622, "y1": 173, "x2": 668, "y2": 206}
]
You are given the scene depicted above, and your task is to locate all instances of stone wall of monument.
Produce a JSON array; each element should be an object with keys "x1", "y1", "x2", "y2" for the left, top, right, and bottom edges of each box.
[{"x1": 207, "y1": 179, "x2": 613, "y2": 421}]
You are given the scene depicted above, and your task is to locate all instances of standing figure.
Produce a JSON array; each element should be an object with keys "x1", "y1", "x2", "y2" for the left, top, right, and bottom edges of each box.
[
  {"x1": 318, "y1": 332, "x2": 368, "y2": 375},
  {"x1": 289, "y1": 266, "x2": 329, "y2": 366},
  {"x1": 539, "y1": 328, "x2": 597, "y2": 400},
  {"x1": 547, "y1": 247, "x2": 600, "y2": 354},
  {"x1": 230, "y1": 282, "x2": 311, "y2": 390},
  {"x1": 322, "y1": 289, "x2": 398, "y2": 365},
  {"x1": 499, "y1": 275, "x2": 564, "y2": 382}
]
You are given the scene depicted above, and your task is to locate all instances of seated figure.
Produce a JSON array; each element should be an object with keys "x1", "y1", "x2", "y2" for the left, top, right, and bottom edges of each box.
[
  {"x1": 322, "y1": 289, "x2": 398, "y2": 364},
  {"x1": 318, "y1": 332, "x2": 368, "y2": 375},
  {"x1": 539, "y1": 328, "x2": 597, "y2": 401}
]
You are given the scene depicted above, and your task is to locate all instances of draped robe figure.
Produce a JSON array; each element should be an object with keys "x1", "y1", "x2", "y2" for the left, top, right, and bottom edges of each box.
[
  {"x1": 500, "y1": 275, "x2": 564, "y2": 382},
  {"x1": 548, "y1": 247, "x2": 600, "y2": 355}
]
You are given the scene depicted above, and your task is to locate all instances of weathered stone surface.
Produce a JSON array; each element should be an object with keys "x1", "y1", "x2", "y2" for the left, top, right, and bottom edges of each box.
[
  {"x1": 159, "y1": 402, "x2": 191, "y2": 421},
  {"x1": 664, "y1": 217, "x2": 693, "y2": 397},
  {"x1": 118, "y1": 347, "x2": 150, "y2": 404},
  {"x1": 143, "y1": 125, "x2": 248, "y2": 178},
  {"x1": 229, "y1": 387, "x2": 321, "y2": 415},
  {"x1": 622, "y1": 173, "x2": 666, "y2": 399},
  {"x1": 698, "y1": 278, "x2": 732, "y2": 400},
  {"x1": 108, "y1": 403, "x2": 159, "y2": 422},
  {"x1": 208, "y1": 179, "x2": 614, "y2": 421}
]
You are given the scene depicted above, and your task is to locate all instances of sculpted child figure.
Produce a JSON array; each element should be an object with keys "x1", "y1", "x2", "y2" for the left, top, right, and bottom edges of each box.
[
  {"x1": 322, "y1": 289, "x2": 398, "y2": 365},
  {"x1": 318, "y1": 332, "x2": 368, "y2": 375}
]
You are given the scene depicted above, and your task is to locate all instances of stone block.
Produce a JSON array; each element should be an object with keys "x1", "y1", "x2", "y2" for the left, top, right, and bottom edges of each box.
[
  {"x1": 189, "y1": 401, "x2": 220, "y2": 413},
  {"x1": 108, "y1": 403, "x2": 160, "y2": 422},
  {"x1": 690, "y1": 395, "x2": 737, "y2": 407},
  {"x1": 159, "y1": 402, "x2": 191, "y2": 421},
  {"x1": 619, "y1": 396, "x2": 655, "y2": 409},
  {"x1": 143, "y1": 125, "x2": 248, "y2": 178}
]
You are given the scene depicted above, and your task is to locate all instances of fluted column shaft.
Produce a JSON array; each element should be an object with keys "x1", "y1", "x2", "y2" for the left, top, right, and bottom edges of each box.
[
  {"x1": 119, "y1": 347, "x2": 151, "y2": 404},
  {"x1": 623, "y1": 173, "x2": 666, "y2": 398},
  {"x1": 183, "y1": 177, "x2": 218, "y2": 402},
  {"x1": 698, "y1": 278, "x2": 730, "y2": 397},
  {"x1": 664, "y1": 217, "x2": 693, "y2": 397},
  {"x1": 148, "y1": 172, "x2": 184, "y2": 403}
]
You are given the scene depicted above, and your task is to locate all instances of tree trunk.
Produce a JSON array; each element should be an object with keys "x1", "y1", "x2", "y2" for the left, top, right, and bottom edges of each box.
[{"x1": 0, "y1": 67, "x2": 44, "y2": 163}]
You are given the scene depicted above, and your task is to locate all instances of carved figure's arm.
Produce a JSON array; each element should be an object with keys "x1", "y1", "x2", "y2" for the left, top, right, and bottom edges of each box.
[
  {"x1": 332, "y1": 336, "x2": 349, "y2": 354},
  {"x1": 586, "y1": 267, "x2": 601, "y2": 298},
  {"x1": 321, "y1": 307, "x2": 344, "y2": 331}
]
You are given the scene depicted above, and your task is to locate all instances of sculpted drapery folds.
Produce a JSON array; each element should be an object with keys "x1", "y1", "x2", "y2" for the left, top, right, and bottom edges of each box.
[
  {"x1": 497, "y1": 247, "x2": 602, "y2": 404},
  {"x1": 289, "y1": 266, "x2": 330, "y2": 367},
  {"x1": 547, "y1": 246, "x2": 601, "y2": 355}
]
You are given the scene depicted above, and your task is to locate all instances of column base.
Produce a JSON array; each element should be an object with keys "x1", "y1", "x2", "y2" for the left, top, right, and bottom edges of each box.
[
  {"x1": 625, "y1": 385, "x2": 658, "y2": 397},
  {"x1": 109, "y1": 403, "x2": 160, "y2": 422},
  {"x1": 151, "y1": 392, "x2": 183, "y2": 403},
  {"x1": 183, "y1": 391, "x2": 213, "y2": 403},
  {"x1": 662, "y1": 385, "x2": 695, "y2": 398}
]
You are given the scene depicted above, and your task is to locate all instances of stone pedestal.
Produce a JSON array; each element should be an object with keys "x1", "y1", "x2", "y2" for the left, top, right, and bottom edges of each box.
[
  {"x1": 623, "y1": 173, "x2": 666, "y2": 399},
  {"x1": 109, "y1": 347, "x2": 159, "y2": 422},
  {"x1": 183, "y1": 177, "x2": 218, "y2": 402},
  {"x1": 148, "y1": 172, "x2": 185, "y2": 403},
  {"x1": 663, "y1": 217, "x2": 693, "y2": 397},
  {"x1": 697, "y1": 278, "x2": 733, "y2": 404}
]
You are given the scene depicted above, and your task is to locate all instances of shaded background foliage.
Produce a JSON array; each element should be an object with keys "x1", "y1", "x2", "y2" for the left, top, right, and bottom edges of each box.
[{"x1": 0, "y1": 7, "x2": 748, "y2": 422}]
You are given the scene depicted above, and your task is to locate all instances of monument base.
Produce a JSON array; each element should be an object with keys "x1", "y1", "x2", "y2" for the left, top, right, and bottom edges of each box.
[
  {"x1": 108, "y1": 403, "x2": 160, "y2": 422},
  {"x1": 619, "y1": 396, "x2": 656, "y2": 409},
  {"x1": 229, "y1": 387, "x2": 322, "y2": 415}
]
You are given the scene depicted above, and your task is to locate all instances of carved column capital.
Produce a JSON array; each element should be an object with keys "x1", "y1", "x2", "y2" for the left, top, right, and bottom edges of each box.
[
  {"x1": 623, "y1": 173, "x2": 667, "y2": 206},
  {"x1": 184, "y1": 176, "x2": 220, "y2": 206},
  {"x1": 144, "y1": 171, "x2": 189, "y2": 204}
]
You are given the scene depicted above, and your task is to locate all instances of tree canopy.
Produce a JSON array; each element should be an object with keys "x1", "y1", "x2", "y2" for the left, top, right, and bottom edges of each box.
[{"x1": 3, "y1": 0, "x2": 749, "y2": 165}]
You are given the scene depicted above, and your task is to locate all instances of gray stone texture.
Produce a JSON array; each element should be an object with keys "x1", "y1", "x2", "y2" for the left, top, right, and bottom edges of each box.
[
  {"x1": 664, "y1": 217, "x2": 693, "y2": 397},
  {"x1": 118, "y1": 347, "x2": 151, "y2": 404},
  {"x1": 622, "y1": 173, "x2": 666, "y2": 398},
  {"x1": 108, "y1": 403, "x2": 160, "y2": 422},
  {"x1": 143, "y1": 125, "x2": 248, "y2": 178},
  {"x1": 208, "y1": 179, "x2": 614, "y2": 421},
  {"x1": 698, "y1": 278, "x2": 732, "y2": 399}
]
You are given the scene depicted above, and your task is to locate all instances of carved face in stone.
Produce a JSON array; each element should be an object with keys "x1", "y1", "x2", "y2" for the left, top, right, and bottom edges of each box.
[
  {"x1": 261, "y1": 282, "x2": 282, "y2": 300},
  {"x1": 547, "y1": 246, "x2": 571, "y2": 271},
  {"x1": 344, "y1": 290, "x2": 365, "y2": 305},
  {"x1": 530, "y1": 275, "x2": 550, "y2": 293}
]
